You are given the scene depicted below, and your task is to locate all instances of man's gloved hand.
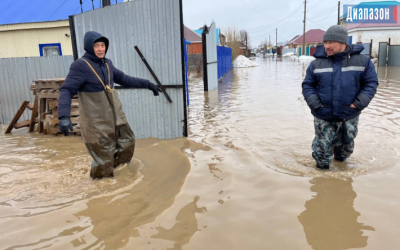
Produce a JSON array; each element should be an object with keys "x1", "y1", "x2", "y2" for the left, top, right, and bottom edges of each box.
[
  {"x1": 58, "y1": 116, "x2": 73, "y2": 136},
  {"x1": 148, "y1": 83, "x2": 163, "y2": 96}
]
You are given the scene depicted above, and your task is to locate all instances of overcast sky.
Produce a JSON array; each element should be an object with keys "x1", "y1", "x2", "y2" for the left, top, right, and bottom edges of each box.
[{"x1": 182, "y1": 0, "x2": 380, "y2": 47}]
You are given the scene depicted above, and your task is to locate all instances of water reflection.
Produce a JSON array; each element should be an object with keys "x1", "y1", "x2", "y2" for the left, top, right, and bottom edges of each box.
[
  {"x1": 152, "y1": 196, "x2": 207, "y2": 250},
  {"x1": 71, "y1": 140, "x2": 195, "y2": 249},
  {"x1": 298, "y1": 178, "x2": 375, "y2": 250}
]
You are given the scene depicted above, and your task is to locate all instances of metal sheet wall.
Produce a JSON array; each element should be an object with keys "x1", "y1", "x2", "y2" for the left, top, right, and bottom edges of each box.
[
  {"x1": 378, "y1": 42, "x2": 388, "y2": 67},
  {"x1": 72, "y1": 0, "x2": 186, "y2": 139},
  {"x1": 360, "y1": 43, "x2": 371, "y2": 56},
  {"x1": 205, "y1": 22, "x2": 218, "y2": 91},
  {"x1": 0, "y1": 56, "x2": 74, "y2": 124},
  {"x1": 388, "y1": 45, "x2": 400, "y2": 67},
  {"x1": 217, "y1": 46, "x2": 232, "y2": 79}
]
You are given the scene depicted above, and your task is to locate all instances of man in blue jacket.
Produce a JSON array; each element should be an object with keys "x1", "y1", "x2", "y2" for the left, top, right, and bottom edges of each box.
[
  {"x1": 58, "y1": 31, "x2": 162, "y2": 179},
  {"x1": 302, "y1": 25, "x2": 378, "y2": 170}
]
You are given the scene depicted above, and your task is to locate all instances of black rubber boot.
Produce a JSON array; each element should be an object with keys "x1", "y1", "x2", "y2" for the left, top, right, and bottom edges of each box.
[
  {"x1": 316, "y1": 164, "x2": 330, "y2": 170},
  {"x1": 334, "y1": 156, "x2": 346, "y2": 162}
]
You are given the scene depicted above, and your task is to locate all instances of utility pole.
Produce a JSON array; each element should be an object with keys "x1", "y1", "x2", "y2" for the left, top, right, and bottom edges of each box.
[
  {"x1": 302, "y1": 0, "x2": 307, "y2": 56},
  {"x1": 245, "y1": 33, "x2": 248, "y2": 56},
  {"x1": 276, "y1": 28, "x2": 277, "y2": 48},
  {"x1": 269, "y1": 35, "x2": 270, "y2": 51},
  {"x1": 338, "y1": 1, "x2": 341, "y2": 25}
]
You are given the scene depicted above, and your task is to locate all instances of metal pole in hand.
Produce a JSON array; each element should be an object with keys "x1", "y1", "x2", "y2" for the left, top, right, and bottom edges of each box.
[{"x1": 134, "y1": 46, "x2": 173, "y2": 103}]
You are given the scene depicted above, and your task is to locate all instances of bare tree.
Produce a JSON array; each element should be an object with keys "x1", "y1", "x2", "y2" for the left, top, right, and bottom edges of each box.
[
  {"x1": 239, "y1": 30, "x2": 250, "y2": 52},
  {"x1": 222, "y1": 23, "x2": 241, "y2": 60}
]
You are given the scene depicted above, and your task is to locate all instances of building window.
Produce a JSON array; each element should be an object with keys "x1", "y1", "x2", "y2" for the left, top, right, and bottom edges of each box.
[{"x1": 39, "y1": 43, "x2": 62, "y2": 57}]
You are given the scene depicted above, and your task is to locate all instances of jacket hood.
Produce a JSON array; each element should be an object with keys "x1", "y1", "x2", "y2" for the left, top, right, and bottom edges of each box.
[
  {"x1": 313, "y1": 44, "x2": 364, "y2": 58},
  {"x1": 84, "y1": 31, "x2": 109, "y2": 58}
]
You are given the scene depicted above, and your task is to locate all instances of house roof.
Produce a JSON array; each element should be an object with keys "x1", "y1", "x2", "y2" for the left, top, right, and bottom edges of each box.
[
  {"x1": 290, "y1": 29, "x2": 325, "y2": 44},
  {"x1": 0, "y1": 0, "x2": 119, "y2": 26},
  {"x1": 194, "y1": 28, "x2": 221, "y2": 44},
  {"x1": 184, "y1": 26, "x2": 202, "y2": 43},
  {"x1": 288, "y1": 35, "x2": 300, "y2": 44}
]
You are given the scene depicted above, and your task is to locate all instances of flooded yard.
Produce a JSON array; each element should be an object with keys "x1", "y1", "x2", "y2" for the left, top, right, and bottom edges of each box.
[{"x1": 1, "y1": 57, "x2": 400, "y2": 249}]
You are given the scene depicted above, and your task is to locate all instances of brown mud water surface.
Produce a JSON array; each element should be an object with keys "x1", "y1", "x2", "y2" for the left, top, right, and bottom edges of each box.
[{"x1": 1, "y1": 57, "x2": 400, "y2": 249}]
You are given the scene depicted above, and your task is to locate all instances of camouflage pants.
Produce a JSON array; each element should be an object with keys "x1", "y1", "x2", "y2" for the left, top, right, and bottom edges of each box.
[{"x1": 312, "y1": 116, "x2": 359, "y2": 166}]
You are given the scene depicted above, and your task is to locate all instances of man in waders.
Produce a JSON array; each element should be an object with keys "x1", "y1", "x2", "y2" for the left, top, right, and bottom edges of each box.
[
  {"x1": 58, "y1": 31, "x2": 162, "y2": 179},
  {"x1": 302, "y1": 25, "x2": 378, "y2": 170}
]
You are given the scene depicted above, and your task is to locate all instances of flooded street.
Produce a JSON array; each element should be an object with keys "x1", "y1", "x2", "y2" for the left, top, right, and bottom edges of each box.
[{"x1": 1, "y1": 57, "x2": 400, "y2": 249}]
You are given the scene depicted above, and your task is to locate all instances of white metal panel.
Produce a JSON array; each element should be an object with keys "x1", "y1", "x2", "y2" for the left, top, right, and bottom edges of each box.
[
  {"x1": 72, "y1": 0, "x2": 186, "y2": 139},
  {"x1": 206, "y1": 22, "x2": 218, "y2": 91}
]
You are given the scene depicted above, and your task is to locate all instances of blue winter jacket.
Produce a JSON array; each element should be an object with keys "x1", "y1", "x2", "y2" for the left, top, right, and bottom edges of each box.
[
  {"x1": 58, "y1": 31, "x2": 151, "y2": 118},
  {"x1": 302, "y1": 44, "x2": 378, "y2": 122}
]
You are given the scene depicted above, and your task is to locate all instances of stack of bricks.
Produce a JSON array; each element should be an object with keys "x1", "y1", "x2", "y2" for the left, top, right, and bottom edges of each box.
[{"x1": 32, "y1": 78, "x2": 80, "y2": 136}]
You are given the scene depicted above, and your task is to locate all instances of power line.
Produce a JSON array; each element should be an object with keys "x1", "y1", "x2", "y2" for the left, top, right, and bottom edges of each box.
[
  {"x1": 246, "y1": 2, "x2": 304, "y2": 31},
  {"x1": 236, "y1": 0, "x2": 276, "y2": 21},
  {"x1": 250, "y1": 8, "x2": 304, "y2": 42}
]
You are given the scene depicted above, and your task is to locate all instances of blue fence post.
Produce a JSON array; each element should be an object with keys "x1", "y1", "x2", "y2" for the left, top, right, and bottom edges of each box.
[{"x1": 184, "y1": 39, "x2": 189, "y2": 106}]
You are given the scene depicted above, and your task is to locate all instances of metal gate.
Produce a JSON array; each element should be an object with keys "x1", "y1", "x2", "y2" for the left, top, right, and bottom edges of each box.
[
  {"x1": 70, "y1": 0, "x2": 187, "y2": 139},
  {"x1": 388, "y1": 45, "x2": 400, "y2": 67},
  {"x1": 359, "y1": 43, "x2": 371, "y2": 57},
  {"x1": 378, "y1": 42, "x2": 388, "y2": 67},
  {"x1": 202, "y1": 22, "x2": 218, "y2": 91}
]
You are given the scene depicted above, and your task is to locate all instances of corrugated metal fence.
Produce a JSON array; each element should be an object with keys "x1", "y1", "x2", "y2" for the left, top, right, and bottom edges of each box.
[
  {"x1": 217, "y1": 46, "x2": 232, "y2": 79},
  {"x1": 378, "y1": 42, "x2": 388, "y2": 67},
  {"x1": 0, "y1": 56, "x2": 74, "y2": 124},
  {"x1": 71, "y1": 0, "x2": 187, "y2": 139},
  {"x1": 388, "y1": 45, "x2": 400, "y2": 67}
]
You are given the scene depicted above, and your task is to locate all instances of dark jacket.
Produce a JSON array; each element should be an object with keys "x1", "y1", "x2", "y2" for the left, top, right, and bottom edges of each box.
[
  {"x1": 58, "y1": 31, "x2": 151, "y2": 118},
  {"x1": 302, "y1": 44, "x2": 378, "y2": 122}
]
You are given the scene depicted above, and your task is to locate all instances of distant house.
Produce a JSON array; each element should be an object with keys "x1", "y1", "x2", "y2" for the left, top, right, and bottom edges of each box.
[
  {"x1": 287, "y1": 35, "x2": 300, "y2": 48},
  {"x1": 184, "y1": 25, "x2": 225, "y2": 55},
  {"x1": 287, "y1": 29, "x2": 325, "y2": 49},
  {"x1": 226, "y1": 41, "x2": 249, "y2": 56},
  {"x1": 0, "y1": 0, "x2": 119, "y2": 58},
  {"x1": 194, "y1": 27, "x2": 221, "y2": 45},
  {"x1": 184, "y1": 26, "x2": 202, "y2": 54},
  {"x1": 340, "y1": 1, "x2": 400, "y2": 57}
]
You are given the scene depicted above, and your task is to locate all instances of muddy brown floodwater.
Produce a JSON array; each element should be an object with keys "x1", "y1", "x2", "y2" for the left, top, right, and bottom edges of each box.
[{"x1": 1, "y1": 57, "x2": 400, "y2": 250}]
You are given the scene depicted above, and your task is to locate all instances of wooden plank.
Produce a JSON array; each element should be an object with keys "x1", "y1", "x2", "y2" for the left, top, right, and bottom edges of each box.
[
  {"x1": 29, "y1": 98, "x2": 38, "y2": 132},
  {"x1": 37, "y1": 98, "x2": 45, "y2": 133},
  {"x1": 5, "y1": 101, "x2": 30, "y2": 134},
  {"x1": 27, "y1": 103, "x2": 34, "y2": 110},
  {"x1": 46, "y1": 125, "x2": 80, "y2": 135},
  {"x1": 30, "y1": 84, "x2": 36, "y2": 96},
  {"x1": 52, "y1": 107, "x2": 80, "y2": 117},
  {"x1": 14, "y1": 120, "x2": 30, "y2": 129},
  {"x1": 36, "y1": 90, "x2": 60, "y2": 99},
  {"x1": 45, "y1": 115, "x2": 79, "y2": 126},
  {"x1": 48, "y1": 99, "x2": 79, "y2": 110},
  {"x1": 34, "y1": 80, "x2": 65, "y2": 90},
  {"x1": 48, "y1": 100, "x2": 58, "y2": 110}
]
